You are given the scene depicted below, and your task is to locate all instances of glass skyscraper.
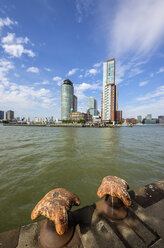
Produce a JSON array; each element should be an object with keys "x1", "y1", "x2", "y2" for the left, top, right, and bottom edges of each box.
[
  {"x1": 61, "y1": 79, "x2": 77, "y2": 120},
  {"x1": 87, "y1": 97, "x2": 97, "y2": 116}
]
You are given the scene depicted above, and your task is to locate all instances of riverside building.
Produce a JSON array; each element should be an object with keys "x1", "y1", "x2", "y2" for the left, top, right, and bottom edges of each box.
[
  {"x1": 102, "y1": 58, "x2": 117, "y2": 123},
  {"x1": 6, "y1": 110, "x2": 14, "y2": 121},
  {"x1": 87, "y1": 97, "x2": 97, "y2": 116},
  {"x1": 61, "y1": 79, "x2": 77, "y2": 120},
  {"x1": 0, "y1": 110, "x2": 4, "y2": 120}
]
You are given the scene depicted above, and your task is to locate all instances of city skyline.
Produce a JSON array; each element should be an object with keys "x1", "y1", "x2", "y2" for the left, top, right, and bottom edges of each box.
[{"x1": 0, "y1": 0, "x2": 164, "y2": 119}]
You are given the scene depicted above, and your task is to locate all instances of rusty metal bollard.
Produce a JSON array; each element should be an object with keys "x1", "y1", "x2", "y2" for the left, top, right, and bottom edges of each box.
[
  {"x1": 96, "y1": 176, "x2": 132, "y2": 220},
  {"x1": 31, "y1": 188, "x2": 80, "y2": 248}
]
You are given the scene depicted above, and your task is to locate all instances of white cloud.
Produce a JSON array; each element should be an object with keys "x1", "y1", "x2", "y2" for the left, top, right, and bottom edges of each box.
[
  {"x1": 53, "y1": 76, "x2": 62, "y2": 81},
  {"x1": 52, "y1": 76, "x2": 63, "y2": 86},
  {"x1": 75, "y1": 82, "x2": 101, "y2": 101},
  {"x1": 85, "y1": 68, "x2": 98, "y2": 76},
  {"x1": 93, "y1": 61, "x2": 103, "y2": 68},
  {"x1": 75, "y1": 0, "x2": 93, "y2": 23},
  {"x1": 157, "y1": 66, "x2": 164, "y2": 74},
  {"x1": 123, "y1": 97, "x2": 164, "y2": 118},
  {"x1": 1, "y1": 33, "x2": 35, "y2": 57},
  {"x1": 0, "y1": 59, "x2": 14, "y2": 86},
  {"x1": 102, "y1": 0, "x2": 164, "y2": 58},
  {"x1": 0, "y1": 58, "x2": 58, "y2": 117},
  {"x1": 115, "y1": 60, "x2": 144, "y2": 85},
  {"x1": 139, "y1": 81, "x2": 149, "y2": 87},
  {"x1": 115, "y1": 61, "x2": 131, "y2": 84},
  {"x1": 14, "y1": 73, "x2": 19, "y2": 78},
  {"x1": 128, "y1": 67, "x2": 143, "y2": 78},
  {"x1": 26, "y1": 67, "x2": 39, "y2": 73},
  {"x1": 34, "y1": 80, "x2": 49, "y2": 86},
  {"x1": 0, "y1": 17, "x2": 17, "y2": 29},
  {"x1": 67, "y1": 68, "x2": 78, "y2": 76},
  {"x1": 88, "y1": 68, "x2": 97, "y2": 74},
  {"x1": 136, "y1": 85, "x2": 164, "y2": 101},
  {"x1": 1, "y1": 33, "x2": 29, "y2": 44},
  {"x1": 44, "y1": 67, "x2": 51, "y2": 72}
]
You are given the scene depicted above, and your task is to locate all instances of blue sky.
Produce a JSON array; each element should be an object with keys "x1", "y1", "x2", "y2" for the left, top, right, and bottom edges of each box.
[{"x1": 0, "y1": 0, "x2": 164, "y2": 119}]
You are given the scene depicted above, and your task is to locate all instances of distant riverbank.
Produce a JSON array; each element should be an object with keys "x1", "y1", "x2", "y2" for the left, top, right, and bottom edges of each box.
[{"x1": 2, "y1": 123, "x2": 164, "y2": 128}]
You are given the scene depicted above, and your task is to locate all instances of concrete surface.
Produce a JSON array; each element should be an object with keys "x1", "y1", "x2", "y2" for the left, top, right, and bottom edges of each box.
[{"x1": 0, "y1": 180, "x2": 164, "y2": 248}]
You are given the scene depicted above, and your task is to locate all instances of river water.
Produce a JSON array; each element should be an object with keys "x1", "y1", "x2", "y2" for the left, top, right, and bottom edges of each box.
[{"x1": 0, "y1": 125, "x2": 164, "y2": 232}]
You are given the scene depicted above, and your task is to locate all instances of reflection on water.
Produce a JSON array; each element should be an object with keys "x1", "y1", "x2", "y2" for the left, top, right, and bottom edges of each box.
[{"x1": 0, "y1": 125, "x2": 164, "y2": 231}]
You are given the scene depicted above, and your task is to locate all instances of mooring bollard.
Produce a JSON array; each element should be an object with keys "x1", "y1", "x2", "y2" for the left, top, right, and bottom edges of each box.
[
  {"x1": 31, "y1": 188, "x2": 80, "y2": 248},
  {"x1": 96, "y1": 176, "x2": 132, "y2": 220}
]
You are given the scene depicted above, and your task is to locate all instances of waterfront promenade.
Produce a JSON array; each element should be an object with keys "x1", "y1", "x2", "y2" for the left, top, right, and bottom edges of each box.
[{"x1": 0, "y1": 180, "x2": 164, "y2": 247}]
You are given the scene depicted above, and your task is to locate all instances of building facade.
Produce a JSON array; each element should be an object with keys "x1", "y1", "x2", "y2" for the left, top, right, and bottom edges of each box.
[
  {"x1": 137, "y1": 116, "x2": 142, "y2": 123},
  {"x1": 6, "y1": 110, "x2": 14, "y2": 120},
  {"x1": 61, "y1": 79, "x2": 77, "y2": 120},
  {"x1": 158, "y1": 116, "x2": 164, "y2": 124},
  {"x1": 0, "y1": 110, "x2": 4, "y2": 120},
  {"x1": 87, "y1": 97, "x2": 97, "y2": 116},
  {"x1": 73, "y1": 95, "x2": 77, "y2": 112},
  {"x1": 102, "y1": 58, "x2": 117, "y2": 122},
  {"x1": 146, "y1": 114, "x2": 152, "y2": 120},
  {"x1": 70, "y1": 112, "x2": 92, "y2": 122},
  {"x1": 115, "y1": 110, "x2": 122, "y2": 123}
]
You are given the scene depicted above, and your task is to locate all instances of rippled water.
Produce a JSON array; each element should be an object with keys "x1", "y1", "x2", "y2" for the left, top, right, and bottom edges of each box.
[{"x1": 0, "y1": 125, "x2": 164, "y2": 232}]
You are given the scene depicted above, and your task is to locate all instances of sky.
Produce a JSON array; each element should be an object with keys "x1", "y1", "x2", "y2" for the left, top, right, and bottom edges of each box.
[{"x1": 0, "y1": 0, "x2": 164, "y2": 120}]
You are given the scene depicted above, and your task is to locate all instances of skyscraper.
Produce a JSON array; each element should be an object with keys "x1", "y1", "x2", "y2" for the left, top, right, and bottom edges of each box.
[
  {"x1": 102, "y1": 58, "x2": 117, "y2": 122},
  {"x1": 0, "y1": 110, "x2": 4, "y2": 120},
  {"x1": 87, "y1": 97, "x2": 97, "y2": 116},
  {"x1": 61, "y1": 79, "x2": 77, "y2": 120},
  {"x1": 73, "y1": 95, "x2": 77, "y2": 112}
]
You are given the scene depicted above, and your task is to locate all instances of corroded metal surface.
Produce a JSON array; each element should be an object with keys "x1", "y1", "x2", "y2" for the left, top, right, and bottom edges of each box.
[
  {"x1": 31, "y1": 188, "x2": 80, "y2": 235},
  {"x1": 97, "y1": 176, "x2": 131, "y2": 207},
  {"x1": 1, "y1": 181, "x2": 164, "y2": 247}
]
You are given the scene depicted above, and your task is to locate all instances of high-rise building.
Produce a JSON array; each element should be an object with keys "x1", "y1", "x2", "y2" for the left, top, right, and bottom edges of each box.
[
  {"x1": 73, "y1": 95, "x2": 77, "y2": 112},
  {"x1": 0, "y1": 110, "x2": 4, "y2": 120},
  {"x1": 6, "y1": 110, "x2": 14, "y2": 120},
  {"x1": 116, "y1": 111, "x2": 122, "y2": 123},
  {"x1": 101, "y1": 92, "x2": 103, "y2": 120},
  {"x1": 87, "y1": 97, "x2": 97, "y2": 116},
  {"x1": 146, "y1": 114, "x2": 152, "y2": 120},
  {"x1": 61, "y1": 79, "x2": 77, "y2": 120},
  {"x1": 102, "y1": 58, "x2": 117, "y2": 122},
  {"x1": 137, "y1": 116, "x2": 142, "y2": 123}
]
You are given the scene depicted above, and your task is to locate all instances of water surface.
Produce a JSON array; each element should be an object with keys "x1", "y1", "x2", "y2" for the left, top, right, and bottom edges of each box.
[{"x1": 0, "y1": 125, "x2": 164, "y2": 231}]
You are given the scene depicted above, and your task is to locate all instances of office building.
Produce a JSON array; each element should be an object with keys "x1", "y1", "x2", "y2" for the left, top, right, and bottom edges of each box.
[
  {"x1": 137, "y1": 116, "x2": 142, "y2": 123},
  {"x1": 0, "y1": 110, "x2": 4, "y2": 120},
  {"x1": 146, "y1": 114, "x2": 152, "y2": 120},
  {"x1": 87, "y1": 97, "x2": 97, "y2": 116},
  {"x1": 6, "y1": 110, "x2": 14, "y2": 120},
  {"x1": 158, "y1": 116, "x2": 164, "y2": 124},
  {"x1": 61, "y1": 79, "x2": 77, "y2": 120},
  {"x1": 102, "y1": 58, "x2": 117, "y2": 122}
]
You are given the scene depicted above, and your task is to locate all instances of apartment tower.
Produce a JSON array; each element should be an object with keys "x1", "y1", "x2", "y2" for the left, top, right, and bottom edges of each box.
[
  {"x1": 102, "y1": 58, "x2": 117, "y2": 122},
  {"x1": 6, "y1": 110, "x2": 14, "y2": 121}
]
